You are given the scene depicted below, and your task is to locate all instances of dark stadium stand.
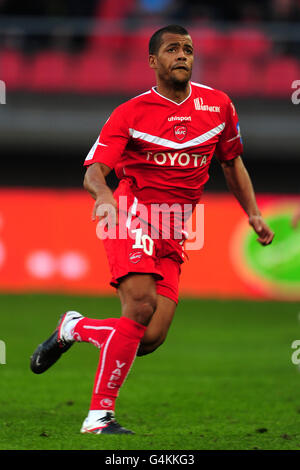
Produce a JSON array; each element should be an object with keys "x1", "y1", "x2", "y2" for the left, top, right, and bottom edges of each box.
[
  {"x1": 0, "y1": 36, "x2": 299, "y2": 97},
  {"x1": 0, "y1": 1, "x2": 299, "y2": 193}
]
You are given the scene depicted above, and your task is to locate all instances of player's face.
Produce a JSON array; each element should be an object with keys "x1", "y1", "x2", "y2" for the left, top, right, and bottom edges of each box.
[{"x1": 149, "y1": 32, "x2": 194, "y2": 87}]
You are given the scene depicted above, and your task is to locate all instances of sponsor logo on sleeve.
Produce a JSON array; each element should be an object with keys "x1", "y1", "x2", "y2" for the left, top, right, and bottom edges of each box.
[{"x1": 194, "y1": 97, "x2": 220, "y2": 112}]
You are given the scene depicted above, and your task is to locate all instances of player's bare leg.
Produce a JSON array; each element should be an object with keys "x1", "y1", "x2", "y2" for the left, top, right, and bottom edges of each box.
[
  {"x1": 117, "y1": 273, "x2": 157, "y2": 325},
  {"x1": 80, "y1": 273, "x2": 157, "y2": 434},
  {"x1": 30, "y1": 275, "x2": 175, "y2": 434},
  {"x1": 136, "y1": 295, "x2": 177, "y2": 356},
  {"x1": 30, "y1": 274, "x2": 157, "y2": 434}
]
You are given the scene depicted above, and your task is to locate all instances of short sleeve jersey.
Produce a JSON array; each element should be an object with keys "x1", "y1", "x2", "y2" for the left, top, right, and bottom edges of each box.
[{"x1": 84, "y1": 81, "x2": 243, "y2": 207}]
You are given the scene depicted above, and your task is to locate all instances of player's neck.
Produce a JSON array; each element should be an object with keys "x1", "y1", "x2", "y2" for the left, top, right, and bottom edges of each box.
[{"x1": 155, "y1": 81, "x2": 191, "y2": 104}]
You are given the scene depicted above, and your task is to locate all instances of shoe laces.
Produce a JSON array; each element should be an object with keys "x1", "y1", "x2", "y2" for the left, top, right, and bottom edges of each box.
[{"x1": 97, "y1": 411, "x2": 115, "y2": 425}]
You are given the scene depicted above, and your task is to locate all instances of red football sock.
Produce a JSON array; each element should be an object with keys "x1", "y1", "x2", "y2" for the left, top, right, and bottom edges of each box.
[
  {"x1": 73, "y1": 317, "x2": 118, "y2": 348},
  {"x1": 89, "y1": 316, "x2": 146, "y2": 411}
]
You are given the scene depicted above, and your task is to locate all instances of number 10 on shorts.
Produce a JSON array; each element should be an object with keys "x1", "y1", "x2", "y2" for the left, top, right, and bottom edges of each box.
[{"x1": 131, "y1": 228, "x2": 154, "y2": 256}]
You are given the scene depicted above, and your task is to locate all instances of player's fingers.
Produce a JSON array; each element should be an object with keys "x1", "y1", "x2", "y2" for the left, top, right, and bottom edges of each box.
[
  {"x1": 249, "y1": 218, "x2": 273, "y2": 245},
  {"x1": 107, "y1": 201, "x2": 118, "y2": 226},
  {"x1": 249, "y1": 218, "x2": 263, "y2": 235},
  {"x1": 260, "y1": 227, "x2": 271, "y2": 240},
  {"x1": 92, "y1": 203, "x2": 107, "y2": 223},
  {"x1": 256, "y1": 230, "x2": 267, "y2": 244},
  {"x1": 257, "y1": 231, "x2": 274, "y2": 246},
  {"x1": 252, "y1": 219, "x2": 273, "y2": 240},
  {"x1": 92, "y1": 204, "x2": 97, "y2": 221},
  {"x1": 92, "y1": 204, "x2": 102, "y2": 222},
  {"x1": 257, "y1": 238, "x2": 268, "y2": 246},
  {"x1": 257, "y1": 236, "x2": 266, "y2": 245},
  {"x1": 267, "y1": 231, "x2": 275, "y2": 243},
  {"x1": 111, "y1": 206, "x2": 118, "y2": 227}
]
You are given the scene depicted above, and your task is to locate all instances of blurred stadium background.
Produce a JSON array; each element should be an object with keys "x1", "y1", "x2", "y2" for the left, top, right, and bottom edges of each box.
[{"x1": 0, "y1": 0, "x2": 299, "y2": 300}]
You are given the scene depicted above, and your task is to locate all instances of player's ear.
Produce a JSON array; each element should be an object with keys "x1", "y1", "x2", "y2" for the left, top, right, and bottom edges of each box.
[{"x1": 149, "y1": 54, "x2": 157, "y2": 69}]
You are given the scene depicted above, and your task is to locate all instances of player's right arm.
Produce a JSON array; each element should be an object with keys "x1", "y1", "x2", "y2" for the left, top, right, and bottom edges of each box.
[
  {"x1": 83, "y1": 105, "x2": 130, "y2": 223},
  {"x1": 83, "y1": 162, "x2": 117, "y2": 222}
]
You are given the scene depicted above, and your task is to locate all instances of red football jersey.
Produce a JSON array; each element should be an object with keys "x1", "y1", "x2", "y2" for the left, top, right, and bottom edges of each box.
[{"x1": 84, "y1": 81, "x2": 243, "y2": 209}]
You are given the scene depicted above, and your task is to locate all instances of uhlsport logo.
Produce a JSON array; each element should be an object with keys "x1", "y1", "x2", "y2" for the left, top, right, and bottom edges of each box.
[
  {"x1": 231, "y1": 202, "x2": 300, "y2": 299},
  {"x1": 168, "y1": 116, "x2": 191, "y2": 122}
]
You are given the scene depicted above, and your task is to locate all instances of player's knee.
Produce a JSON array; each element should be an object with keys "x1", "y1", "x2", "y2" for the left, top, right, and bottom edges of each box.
[
  {"x1": 125, "y1": 292, "x2": 157, "y2": 326},
  {"x1": 137, "y1": 332, "x2": 166, "y2": 357}
]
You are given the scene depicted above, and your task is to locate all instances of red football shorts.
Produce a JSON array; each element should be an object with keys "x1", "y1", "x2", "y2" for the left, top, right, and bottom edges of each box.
[{"x1": 101, "y1": 180, "x2": 185, "y2": 305}]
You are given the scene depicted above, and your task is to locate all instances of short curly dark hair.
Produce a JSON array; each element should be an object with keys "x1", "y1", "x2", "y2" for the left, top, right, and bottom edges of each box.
[{"x1": 149, "y1": 25, "x2": 190, "y2": 55}]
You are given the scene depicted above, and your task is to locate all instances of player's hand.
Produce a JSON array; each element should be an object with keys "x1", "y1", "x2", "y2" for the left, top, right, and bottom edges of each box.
[
  {"x1": 248, "y1": 215, "x2": 274, "y2": 246},
  {"x1": 291, "y1": 206, "x2": 300, "y2": 229},
  {"x1": 92, "y1": 192, "x2": 118, "y2": 227}
]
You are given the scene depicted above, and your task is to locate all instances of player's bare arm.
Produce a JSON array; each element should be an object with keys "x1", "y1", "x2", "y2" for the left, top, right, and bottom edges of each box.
[
  {"x1": 292, "y1": 205, "x2": 300, "y2": 228},
  {"x1": 83, "y1": 162, "x2": 117, "y2": 222},
  {"x1": 221, "y1": 156, "x2": 274, "y2": 246}
]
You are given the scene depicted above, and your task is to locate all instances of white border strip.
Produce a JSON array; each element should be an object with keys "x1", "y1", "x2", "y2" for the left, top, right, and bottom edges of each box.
[
  {"x1": 83, "y1": 325, "x2": 114, "y2": 331},
  {"x1": 95, "y1": 329, "x2": 116, "y2": 394},
  {"x1": 129, "y1": 123, "x2": 225, "y2": 150}
]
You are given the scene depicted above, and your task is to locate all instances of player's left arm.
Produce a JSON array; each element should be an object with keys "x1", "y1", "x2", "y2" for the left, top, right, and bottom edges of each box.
[
  {"x1": 221, "y1": 156, "x2": 274, "y2": 246},
  {"x1": 291, "y1": 204, "x2": 300, "y2": 229},
  {"x1": 215, "y1": 94, "x2": 274, "y2": 246}
]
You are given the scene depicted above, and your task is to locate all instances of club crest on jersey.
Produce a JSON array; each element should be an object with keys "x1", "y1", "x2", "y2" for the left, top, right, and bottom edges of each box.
[
  {"x1": 129, "y1": 251, "x2": 143, "y2": 263},
  {"x1": 173, "y1": 125, "x2": 187, "y2": 141}
]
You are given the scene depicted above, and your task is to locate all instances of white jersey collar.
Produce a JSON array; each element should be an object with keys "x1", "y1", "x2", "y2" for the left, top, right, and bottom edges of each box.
[{"x1": 152, "y1": 83, "x2": 192, "y2": 106}]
